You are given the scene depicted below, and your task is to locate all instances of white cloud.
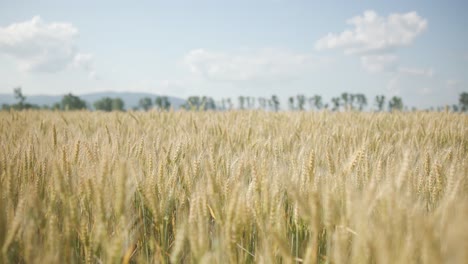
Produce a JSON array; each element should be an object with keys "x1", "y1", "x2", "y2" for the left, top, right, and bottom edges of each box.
[
  {"x1": 315, "y1": 10, "x2": 428, "y2": 74},
  {"x1": 419, "y1": 87, "x2": 432, "y2": 95},
  {"x1": 446, "y1": 79, "x2": 461, "y2": 87},
  {"x1": 398, "y1": 67, "x2": 434, "y2": 77},
  {"x1": 315, "y1": 10, "x2": 427, "y2": 55},
  {"x1": 183, "y1": 48, "x2": 323, "y2": 83},
  {"x1": 0, "y1": 16, "x2": 95, "y2": 76},
  {"x1": 361, "y1": 54, "x2": 398, "y2": 73},
  {"x1": 386, "y1": 75, "x2": 401, "y2": 95}
]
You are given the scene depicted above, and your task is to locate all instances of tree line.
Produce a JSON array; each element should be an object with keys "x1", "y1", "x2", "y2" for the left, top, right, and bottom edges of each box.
[{"x1": 2, "y1": 87, "x2": 468, "y2": 112}]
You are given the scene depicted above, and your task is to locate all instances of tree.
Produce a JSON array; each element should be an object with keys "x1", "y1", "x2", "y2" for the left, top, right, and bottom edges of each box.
[
  {"x1": 296, "y1": 94, "x2": 306, "y2": 111},
  {"x1": 349, "y1": 94, "x2": 356, "y2": 110},
  {"x1": 238, "y1": 96, "x2": 245, "y2": 110},
  {"x1": 155, "y1": 96, "x2": 171, "y2": 110},
  {"x1": 61, "y1": 93, "x2": 87, "y2": 110},
  {"x1": 94, "y1": 97, "x2": 113, "y2": 111},
  {"x1": 155, "y1": 96, "x2": 163, "y2": 109},
  {"x1": 375, "y1": 95, "x2": 385, "y2": 112},
  {"x1": 220, "y1": 99, "x2": 227, "y2": 110},
  {"x1": 184, "y1": 96, "x2": 202, "y2": 110},
  {"x1": 288, "y1": 96, "x2": 295, "y2": 110},
  {"x1": 309, "y1": 95, "x2": 323, "y2": 110},
  {"x1": 226, "y1": 98, "x2": 233, "y2": 110},
  {"x1": 459, "y1": 92, "x2": 468, "y2": 112},
  {"x1": 162, "y1": 96, "x2": 171, "y2": 110},
  {"x1": 111, "y1": 98, "x2": 125, "y2": 111},
  {"x1": 139, "y1": 97, "x2": 153, "y2": 111},
  {"x1": 14, "y1": 87, "x2": 26, "y2": 106},
  {"x1": 271, "y1": 95, "x2": 280, "y2": 112},
  {"x1": 203, "y1": 96, "x2": 216, "y2": 110},
  {"x1": 331, "y1": 97, "x2": 341, "y2": 111},
  {"x1": 9, "y1": 87, "x2": 39, "y2": 110},
  {"x1": 258, "y1": 97, "x2": 267, "y2": 110},
  {"x1": 355, "y1": 94, "x2": 367, "y2": 111},
  {"x1": 388, "y1": 96, "x2": 403, "y2": 111},
  {"x1": 341, "y1": 93, "x2": 350, "y2": 110}
]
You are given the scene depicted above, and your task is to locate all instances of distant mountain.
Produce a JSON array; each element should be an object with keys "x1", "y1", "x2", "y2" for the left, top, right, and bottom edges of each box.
[{"x1": 0, "y1": 91, "x2": 186, "y2": 110}]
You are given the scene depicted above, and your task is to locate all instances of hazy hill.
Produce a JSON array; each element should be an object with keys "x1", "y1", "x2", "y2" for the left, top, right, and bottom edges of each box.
[{"x1": 0, "y1": 91, "x2": 186, "y2": 110}]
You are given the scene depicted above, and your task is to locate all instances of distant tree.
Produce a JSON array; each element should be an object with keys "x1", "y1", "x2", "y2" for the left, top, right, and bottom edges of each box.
[
  {"x1": 309, "y1": 95, "x2": 323, "y2": 110},
  {"x1": 111, "y1": 98, "x2": 125, "y2": 111},
  {"x1": 184, "y1": 96, "x2": 202, "y2": 110},
  {"x1": 341, "y1": 93, "x2": 350, "y2": 110},
  {"x1": 244, "y1": 97, "x2": 252, "y2": 109},
  {"x1": 460, "y1": 92, "x2": 468, "y2": 112},
  {"x1": 162, "y1": 97, "x2": 171, "y2": 110},
  {"x1": 94, "y1": 97, "x2": 113, "y2": 111},
  {"x1": 355, "y1": 94, "x2": 367, "y2": 111},
  {"x1": 349, "y1": 94, "x2": 356, "y2": 110},
  {"x1": 6, "y1": 87, "x2": 39, "y2": 110},
  {"x1": 94, "y1": 97, "x2": 124, "y2": 112},
  {"x1": 14, "y1": 87, "x2": 26, "y2": 106},
  {"x1": 296, "y1": 94, "x2": 306, "y2": 111},
  {"x1": 139, "y1": 97, "x2": 153, "y2": 111},
  {"x1": 238, "y1": 96, "x2": 245, "y2": 110},
  {"x1": 220, "y1": 99, "x2": 227, "y2": 110},
  {"x1": 388, "y1": 96, "x2": 403, "y2": 111},
  {"x1": 375, "y1": 95, "x2": 386, "y2": 112},
  {"x1": 249, "y1": 97, "x2": 256, "y2": 109},
  {"x1": 258, "y1": 97, "x2": 267, "y2": 110},
  {"x1": 271, "y1": 95, "x2": 280, "y2": 111},
  {"x1": 53, "y1": 103, "x2": 61, "y2": 110},
  {"x1": 155, "y1": 96, "x2": 171, "y2": 110},
  {"x1": 61, "y1": 93, "x2": 87, "y2": 110},
  {"x1": 288, "y1": 96, "x2": 295, "y2": 110},
  {"x1": 226, "y1": 98, "x2": 233, "y2": 110},
  {"x1": 182, "y1": 96, "x2": 214, "y2": 110},
  {"x1": 331, "y1": 97, "x2": 341, "y2": 111},
  {"x1": 155, "y1": 96, "x2": 163, "y2": 109},
  {"x1": 203, "y1": 96, "x2": 216, "y2": 110}
]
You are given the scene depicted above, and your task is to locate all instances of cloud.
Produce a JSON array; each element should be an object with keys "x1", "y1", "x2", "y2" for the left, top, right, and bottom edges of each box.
[
  {"x1": 398, "y1": 67, "x2": 434, "y2": 77},
  {"x1": 361, "y1": 54, "x2": 398, "y2": 73},
  {"x1": 315, "y1": 10, "x2": 428, "y2": 74},
  {"x1": 183, "y1": 48, "x2": 324, "y2": 83},
  {"x1": 386, "y1": 75, "x2": 401, "y2": 95},
  {"x1": 0, "y1": 16, "x2": 95, "y2": 76},
  {"x1": 446, "y1": 79, "x2": 461, "y2": 87},
  {"x1": 315, "y1": 10, "x2": 427, "y2": 55}
]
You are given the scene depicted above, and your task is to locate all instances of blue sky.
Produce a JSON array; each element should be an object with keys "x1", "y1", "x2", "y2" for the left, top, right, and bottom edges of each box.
[{"x1": 0, "y1": 0, "x2": 467, "y2": 108}]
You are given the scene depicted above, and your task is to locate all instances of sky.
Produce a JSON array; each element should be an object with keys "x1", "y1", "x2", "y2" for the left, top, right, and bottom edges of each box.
[{"x1": 0, "y1": 0, "x2": 467, "y2": 108}]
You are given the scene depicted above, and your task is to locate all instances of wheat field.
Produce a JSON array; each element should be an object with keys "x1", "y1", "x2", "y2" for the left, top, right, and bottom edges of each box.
[{"x1": 0, "y1": 110, "x2": 467, "y2": 263}]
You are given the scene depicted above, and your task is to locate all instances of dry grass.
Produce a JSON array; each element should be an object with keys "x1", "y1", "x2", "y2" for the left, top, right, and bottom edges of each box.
[{"x1": 0, "y1": 110, "x2": 467, "y2": 263}]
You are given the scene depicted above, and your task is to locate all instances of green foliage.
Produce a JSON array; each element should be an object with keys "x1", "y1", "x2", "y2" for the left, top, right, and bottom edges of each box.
[
  {"x1": 238, "y1": 96, "x2": 245, "y2": 110},
  {"x1": 60, "y1": 93, "x2": 88, "y2": 110},
  {"x1": 375, "y1": 95, "x2": 386, "y2": 112},
  {"x1": 388, "y1": 96, "x2": 404, "y2": 111},
  {"x1": 94, "y1": 97, "x2": 125, "y2": 111},
  {"x1": 271, "y1": 95, "x2": 280, "y2": 111},
  {"x1": 182, "y1": 96, "x2": 216, "y2": 111},
  {"x1": 155, "y1": 96, "x2": 171, "y2": 110},
  {"x1": 2, "y1": 87, "x2": 40, "y2": 110},
  {"x1": 139, "y1": 97, "x2": 153, "y2": 111},
  {"x1": 309, "y1": 95, "x2": 323, "y2": 110},
  {"x1": 296, "y1": 94, "x2": 306, "y2": 111},
  {"x1": 288, "y1": 96, "x2": 295, "y2": 110},
  {"x1": 460, "y1": 92, "x2": 468, "y2": 112}
]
